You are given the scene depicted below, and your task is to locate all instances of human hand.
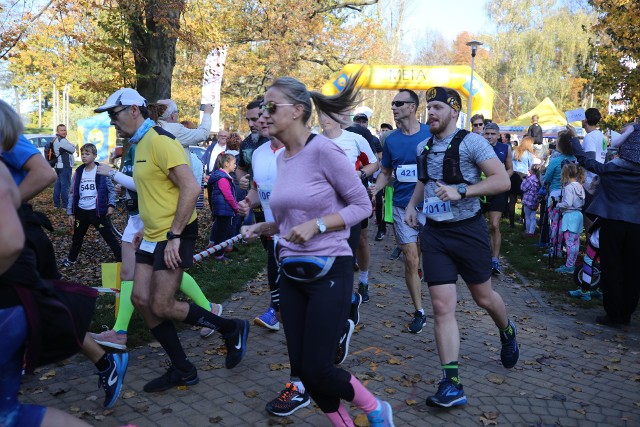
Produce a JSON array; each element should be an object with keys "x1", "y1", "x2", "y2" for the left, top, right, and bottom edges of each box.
[
  {"x1": 283, "y1": 220, "x2": 317, "y2": 244},
  {"x1": 241, "y1": 223, "x2": 264, "y2": 241},
  {"x1": 164, "y1": 239, "x2": 182, "y2": 270},
  {"x1": 97, "y1": 163, "x2": 114, "y2": 176},
  {"x1": 565, "y1": 124, "x2": 577, "y2": 138},
  {"x1": 239, "y1": 174, "x2": 251, "y2": 190},
  {"x1": 434, "y1": 182, "x2": 461, "y2": 201},
  {"x1": 68, "y1": 216, "x2": 74, "y2": 227},
  {"x1": 405, "y1": 206, "x2": 418, "y2": 228},
  {"x1": 238, "y1": 199, "x2": 250, "y2": 216},
  {"x1": 203, "y1": 103, "x2": 214, "y2": 115}
]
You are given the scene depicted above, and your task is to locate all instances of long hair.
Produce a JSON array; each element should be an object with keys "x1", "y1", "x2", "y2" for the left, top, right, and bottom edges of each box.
[
  {"x1": 268, "y1": 70, "x2": 363, "y2": 124},
  {"x1": 215, "y1": 153, "x2": 235, "y2": 171},
  {"x1": 561, "y1": 162, "x2": 585, "y2": 185},
  {"x1": 147, "y1": 103, "x2": 169, "y2": 122},
  {"x1": 557, "y1": 132, "x2": 574, "y2": 155},
  {"x1": 0, "y1": 100, "x2": 23, "y2": 152},
  {"x1": 514, "y1": 136, "x2": 535, "y2": 161}
]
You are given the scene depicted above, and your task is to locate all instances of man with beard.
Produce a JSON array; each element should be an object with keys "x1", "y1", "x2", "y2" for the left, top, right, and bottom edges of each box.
[
  {"x1": 405, "y1": 87, "x2": 518, "y2": 408},
  {"x1": 237, "y1": 99, "x2": 270, "y2": 199},
  {"x1": 368, "y1": 89, "x2": 430, "y2": 334}
]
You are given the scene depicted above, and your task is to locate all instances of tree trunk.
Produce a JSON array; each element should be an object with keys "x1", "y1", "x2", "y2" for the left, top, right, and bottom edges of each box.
[{"x1": 126, "y1": 0, "x2": 185, "y2": 102}]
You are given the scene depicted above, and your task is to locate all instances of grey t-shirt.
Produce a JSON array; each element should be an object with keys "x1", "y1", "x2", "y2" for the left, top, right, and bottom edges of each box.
[{"x1": 417, "y1": 130, "x2": 496, "y2": 222}]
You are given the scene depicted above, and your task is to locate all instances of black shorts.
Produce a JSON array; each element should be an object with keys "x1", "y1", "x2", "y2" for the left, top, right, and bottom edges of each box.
[
  {"x1": 483, "y1": 192, "x2": 508, "y2": 213},
  {"x1": 136, "y1": 220, "x2": 198, "y2": 271},
  {"x1": 360, "y1": 217, "x2": 369, "y2": 230},
  {"x1": 420, "y1": 214, "x2": 492, "y2": 286}
]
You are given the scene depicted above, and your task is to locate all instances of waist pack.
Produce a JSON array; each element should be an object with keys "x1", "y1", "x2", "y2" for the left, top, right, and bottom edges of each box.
[{"x1": 280, "y1": 256, "x2": 336, "y2": 283}]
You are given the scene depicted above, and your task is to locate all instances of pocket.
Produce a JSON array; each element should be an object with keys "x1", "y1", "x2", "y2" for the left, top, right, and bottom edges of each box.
[{"x1": 280, "y1": 256, "x2": 336, "y2": 283}]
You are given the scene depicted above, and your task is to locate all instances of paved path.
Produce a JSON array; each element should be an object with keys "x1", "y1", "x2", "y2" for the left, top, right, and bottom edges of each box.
[{"x1": 22, "y1": 227, "x2": 640, "y2": 426}]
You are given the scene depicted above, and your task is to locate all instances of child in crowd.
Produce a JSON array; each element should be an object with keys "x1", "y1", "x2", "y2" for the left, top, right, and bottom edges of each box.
[
  {"x1": 520, "y1": 164, "x2": 543, "y2": 237},
  {"x1": 555, "y1": 162, "x2": 585, "y2": 274},
  {"x1": 208, "y1": 153, "x2": 239, "y2": 261},
  {"x1": 63, "y1": 144, "x2": 121, "y2": 267}
]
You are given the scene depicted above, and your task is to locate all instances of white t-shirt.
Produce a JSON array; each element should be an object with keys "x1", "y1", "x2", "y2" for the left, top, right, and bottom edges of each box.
[
  {"x1": 329, "y1": 130, "x2": 377, "y2": 170},
  {"x1": 78, "y1": 167, "x2": 98, "y2": 210},
  {"x1": 581, "y1": 129, "x2": 607, "y2": 194},
  {"x1": 251, "y1": 142, "x2": 285, "y2": 222}
]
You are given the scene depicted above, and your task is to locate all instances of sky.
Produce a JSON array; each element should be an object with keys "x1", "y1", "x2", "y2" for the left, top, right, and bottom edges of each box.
[{"x1": 403, "y1": 0, "x2": 493, "y2": 48}]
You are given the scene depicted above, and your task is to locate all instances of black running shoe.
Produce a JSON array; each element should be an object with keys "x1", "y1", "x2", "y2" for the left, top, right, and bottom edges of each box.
[
  {"x1": 358, "y1": 282, "x2": 370, "y2": 303},
  {"x1": 389, "y1": 246, "x2": 402, "y2": 260},
  {"x1": 350, "y1": 292, "x2": 363, "y2": 326},
  {"x1": 335, "y1": 319, "x2": 355, "y2": 365},
  {"x1": 265, "y1": 383, "x2": 311, "y2": 416},
  {"x1": 143, "y1": 363, "x2": 198, "y2": 393},
  {"x1": 499, "y1": 320, "x2": 519, "y2": 369},
  {"x1": 224, "y1": 319, "x2": 249, "y2": 369},
  {"x1": 375, "y1": 231, "x2": 385, "y2": 241}
]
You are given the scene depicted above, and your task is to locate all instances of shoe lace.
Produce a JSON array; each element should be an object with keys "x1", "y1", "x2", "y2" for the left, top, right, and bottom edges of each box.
[{"x1": 277, "y1": 383, "x2": 297, "y2": 402}]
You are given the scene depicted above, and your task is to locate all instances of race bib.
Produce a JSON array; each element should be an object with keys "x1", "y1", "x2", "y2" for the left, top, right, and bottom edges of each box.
[
  {"x1": 139, "y1": 239, "x2": 158, "y2": 254},
  {"x1": 423, "y1": 197, "x2": 454, "y2": 221},
  {"x1": 396, "y1": 164, "x2": 417, "y2": 183},
  {"x1": 257, "y1": 184, "x2": 273, "y2": 210}
]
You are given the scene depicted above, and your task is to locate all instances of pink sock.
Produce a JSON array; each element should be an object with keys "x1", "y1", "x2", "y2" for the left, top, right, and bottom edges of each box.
[
  {"x1": 325, "y1": 402, "x2": 354, "y2": 426},
  {"x1": 349, "y1": 375, "x2": 378, "y2": 414}
]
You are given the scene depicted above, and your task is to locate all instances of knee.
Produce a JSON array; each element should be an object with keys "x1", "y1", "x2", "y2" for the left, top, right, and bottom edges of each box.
[
  {"x1": 489, "y1": 221, "x2": 499, "y2": 233},
  {"x1": 473, "y1": 292, "x2": 495, "y2": 311},
  {"x1": 131, "y1": 292, "x2": 149, "y2": 312},
  {"x1": 150, "y1": 299, "x2": 174, "y2": 319},
  {"x1": 431, "y1": 298, "x2": 455, "y2": 318}
]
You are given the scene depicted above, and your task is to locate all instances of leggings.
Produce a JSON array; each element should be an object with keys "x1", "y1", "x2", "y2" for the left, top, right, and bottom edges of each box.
[
  {"x1": 548, "y1": 206, "x2": 562, "y2": 254},
  {"x1": 68, "y1": 208, "x2": 122, "y2": 262},
  {"x1": 279, "y1": 256, "x2": 356, "y2": 413},
  {"x1": 0, "y1": 306, "x2": 46, "y2": 427},
  {"x1": 563, "y1": 231, "x2": 580, "y2": 267},
  {"x1": 210, "y1": 215, "x2": 233, "y2": 256}
]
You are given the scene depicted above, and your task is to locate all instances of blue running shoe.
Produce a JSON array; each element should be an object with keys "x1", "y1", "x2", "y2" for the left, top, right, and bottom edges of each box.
[
  {"x1": 254, "y1": 307, "x2": 280, "y2": 331},
  {"x1": 98, "y1": 352, "x2": 128, "y2": 408},
  {"x1": 426, "y1": 379, "x2": 467, "y2": 408},
  {"x1": 568, "y1": 288, "x2": 591, "y2": 301},
  {"x1": 367, "y1": 399, "x2": 395, "y2": 426},
  {"x1": 499, "y1": 320, "x2": 519, "y2": 369},
  {"x1": 491, "y1": 260, "x2": 501, "y2": 275},
  {"x1": 555, "y1": 265, "x2": 574, "y2": 274},
  {"x1": 225, "y1": 319, "x2": 249, "y2": 369}
]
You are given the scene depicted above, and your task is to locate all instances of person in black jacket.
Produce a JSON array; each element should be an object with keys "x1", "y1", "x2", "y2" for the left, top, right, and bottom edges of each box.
[{"x1": 527, "y1": 115, "x2": 543, "y2": 145}]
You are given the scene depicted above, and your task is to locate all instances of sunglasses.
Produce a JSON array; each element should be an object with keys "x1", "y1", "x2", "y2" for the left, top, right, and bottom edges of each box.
[
  {"x1": 108, "y1": 105, "x2": 131, "y2": 120},
  {"x1": 473, "y1": 122, "x2": 484, "y2": 127},
  {"x1": 260, "y1": 101, "x2": 294, "y2": 115},
  {"x1": 391, "y1": 101, "x2": 415, "y2": 108}
]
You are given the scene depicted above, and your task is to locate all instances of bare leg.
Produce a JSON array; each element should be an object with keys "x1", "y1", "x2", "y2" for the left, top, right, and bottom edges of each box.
[
  {"x1": 401, "y1": 242, "x2": 422, "y2": 311},
  {"x1": 428, "y1": 284, "x2": 459, "y2": 363},
  {"x1": 81, "y1": 333, "x2": 105, "y2": 364},
  {"x1": 488, "y1": 211, "x2": 502, "y2": 258},
  {"x1": 467, "y1": 279, "x2": 509, "y2": 329}
]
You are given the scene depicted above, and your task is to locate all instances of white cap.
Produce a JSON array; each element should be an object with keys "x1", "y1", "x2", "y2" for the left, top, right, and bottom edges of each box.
[
  {"x1": 353, "y1": 106, "x2": 373, "y2": 120},
  {"x1": 95, "y1": 88, "x2": 147, "y2": 113}
]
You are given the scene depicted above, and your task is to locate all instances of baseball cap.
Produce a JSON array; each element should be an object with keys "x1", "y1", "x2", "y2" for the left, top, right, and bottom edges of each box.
[
  {"x1": 95, "y1": 88, "x2": 147, "y2": 113},
  {"x1": 353, "y1": 113, "x2": 369, "y2": 122}
]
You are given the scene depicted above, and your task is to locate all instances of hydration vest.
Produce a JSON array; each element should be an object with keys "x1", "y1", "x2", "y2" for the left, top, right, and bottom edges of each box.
[{"x1": 417, "y1": 129, "x2": 471, "y2": 185}]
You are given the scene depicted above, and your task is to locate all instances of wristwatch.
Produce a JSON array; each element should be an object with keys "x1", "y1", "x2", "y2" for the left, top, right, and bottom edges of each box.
[
  {"x1": 457, "y1": 184, "x2": 467, "y2": 199},
  {"x1": 316, "y1": 218, "x2": 327, "y2": 234},
  {"x1": 166, "y1": 231, "x2": 182, "y2": 240}
]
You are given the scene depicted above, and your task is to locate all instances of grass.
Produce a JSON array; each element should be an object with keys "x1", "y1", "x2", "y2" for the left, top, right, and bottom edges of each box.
[{"x1": 499, "y1": 210, "x2": 599, "y2": 309}]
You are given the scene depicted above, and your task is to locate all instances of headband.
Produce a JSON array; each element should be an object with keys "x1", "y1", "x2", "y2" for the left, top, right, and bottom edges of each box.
[{"x1": 426, "y1": 87, "x2": 461, "y2": 112}]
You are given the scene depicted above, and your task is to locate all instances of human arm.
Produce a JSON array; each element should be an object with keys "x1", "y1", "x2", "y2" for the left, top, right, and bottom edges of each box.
[
  {"x1": 105, "y1": 169, "x2": 117, "y2": 212},
  {"x1": 96, "y1": 163, "x2": 137, "y2": 191},
  {"x1": 59, "y1": 138, "x2": 76, "y2": 154},
  {"x1": 405, "y1": 181, "x2": 425, "y2": 227},
  {"x1": 0, "y1": 162, "x2": 24, "y2": 274},
  {"x1": 610, "y1": 124, "x2": 635, "y2": 148},
  {"x1": 434, "y1": 157, "x2": 510, "y2": 202},
  {"x1": 17, "y1": 151, "x2": 57, "y2": 201},
  {"x1": 216, "y1": 177, "x2": 239, "y2": 212},
  {"x1": 572, "y1": 138, "x2": 606, "y2": 176},
  {"x1": 66, "y1": 171, "x2": 76, "y2": 216},
  {"x1": 505, "y1": 145, "x2": 514, "y2": 177},
  {"x1": 238, "y1": 188, "x2": 259, "y2": 216},
  {"x1": 369, "y1": 166, "x2": 392, "y2": 197},
  {"x1": 165, "y1": 163, "x2": 201, "y2": 269}
]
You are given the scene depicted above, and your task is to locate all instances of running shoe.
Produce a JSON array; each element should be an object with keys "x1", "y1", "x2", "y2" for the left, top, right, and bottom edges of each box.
[
  {"x1": 200, "y1": 303, "x2": 224, "y2": 338},
  {"x1": 358, "y1": 282, "x2": 370, "y2": 303},
  {"x1": 426, "y1": 378, "x2": 467, "y2": 408},
  {"x1": 350, "y1": 292, "x2": 363, "y2": 326},
  {"x1": 367, "y1": 399, "x2": 395, "y2": 426},
  {"x1": 375, "y1": 231, "x2": 386, "y2": 241},
  {"x1": 567, "y1": 289, "x2": 591, "y2": 301},
  {"x1": 555, "y1": 265, "x2": 574, "y2": 274},
  {"x1": 61, "y1": 258, "x2": 74, "y2": 268},
  {"x1": 143, "y1": 363, "x2": 198, "y2": 393},
  {"x1": 499, "y1": 320, "x2": 519, "y2": 369},
  {"x1": 254, "y1": 306, "x2": 280, "y2": 331},
  {"x1": 97, "y1": 353, "x2": 129, "y2": 408},
  {"x1": 408, "y1": 310, "x2": 426, "y2": 334},
  {"x1": 389, "y1": 246, "x2": 402, "y2": 260},
  {"x1": 491, "y1": 260, "x2": 501, "y2": 275},
  {"x1": 91, "y1": 329, "x2": 127, "y2": 350},
  {"x1": 590, "y1": 289, "x2": 603, "y2": 298},
  {"x1": 265, "y1": 383, "x2": 311, "y2": 416},
  {"x1": 224, "y1": 319, "x2": 249, "y2": 369},
  {"x1": 335, "y1": 319, "x2": 355, "y2": 365}
]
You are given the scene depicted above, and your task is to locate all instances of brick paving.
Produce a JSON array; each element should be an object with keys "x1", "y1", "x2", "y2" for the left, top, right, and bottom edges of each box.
[{"x1": 21, "y1": 227, "x2": 640, "y2": 426}]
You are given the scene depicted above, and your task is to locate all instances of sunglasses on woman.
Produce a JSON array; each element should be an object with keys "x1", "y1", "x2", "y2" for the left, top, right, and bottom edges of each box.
[{"x1": 260, "y1": 101, "x2": 294, "y2": 115}]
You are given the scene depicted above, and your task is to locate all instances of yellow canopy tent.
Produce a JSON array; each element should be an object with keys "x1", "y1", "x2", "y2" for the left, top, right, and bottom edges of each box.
[{"x1": 499, "y1": 97, "x2": 584, "y2": 137}]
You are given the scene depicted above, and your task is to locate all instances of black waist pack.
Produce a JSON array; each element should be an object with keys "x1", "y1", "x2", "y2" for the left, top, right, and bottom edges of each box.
[{"x1": 280, "y1": 256, "x2": 336, "y2": 283}]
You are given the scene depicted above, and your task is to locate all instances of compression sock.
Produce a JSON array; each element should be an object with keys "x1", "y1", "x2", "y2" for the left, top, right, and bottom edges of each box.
[
  {"x1": 113, "y1": 280, "x2": 134, "y2": 333},
  {"x1": 183, "y1": 303, "x2": 236, "y2": 335},
  {"x1": 358, "y1": 270, "x2": 369, "y2": 284},
  {"x1": 442, "y1": 361, "x2": 461, "y2": 386},
  {"x1": 150, "y1": 321, "x2": 191, "y2": 371},
  {"x1": 179, "y1": 272, "x2": 211, "y2": 310},
  {"x1": 95, "y1": 353, "x2": 110, "y2": 372},
  {"x1": 348, "y1": 374, "x2": 378, "y2": 413}
]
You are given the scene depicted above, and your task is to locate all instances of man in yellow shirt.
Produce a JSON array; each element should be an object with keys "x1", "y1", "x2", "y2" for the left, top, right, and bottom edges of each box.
[{"x1": 95, "y1": 89, "x2": 249, "y2": 393}]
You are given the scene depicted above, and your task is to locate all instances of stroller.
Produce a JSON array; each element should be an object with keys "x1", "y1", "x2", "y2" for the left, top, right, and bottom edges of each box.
[{"x1": 568, "y1": 219, "x2": 602, "y2": 301}]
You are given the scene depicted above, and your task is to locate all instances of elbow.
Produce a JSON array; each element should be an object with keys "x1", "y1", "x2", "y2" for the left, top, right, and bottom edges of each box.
[
  {"x1": 46, "y1": 168, "x2": 57, "y2": 186},
  {"x1": 499, "y1": 173, "x2": 511, "y2": 193}
]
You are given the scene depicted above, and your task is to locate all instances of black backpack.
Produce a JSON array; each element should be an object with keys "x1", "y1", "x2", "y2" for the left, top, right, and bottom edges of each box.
[
  {"x1": 417, "y1": 129, "x2": 472, "y2": 185},
  {"x1": 45, "y1": 138, "x2": 58, "y2": 167}
]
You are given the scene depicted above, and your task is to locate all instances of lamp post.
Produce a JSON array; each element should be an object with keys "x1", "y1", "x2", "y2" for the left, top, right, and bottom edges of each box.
[{"x1": 465, "y1": 40, "x2": 483, "y2": 130}]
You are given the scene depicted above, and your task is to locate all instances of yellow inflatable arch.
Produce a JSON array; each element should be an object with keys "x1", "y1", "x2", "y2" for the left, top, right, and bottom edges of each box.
[{"x1": 321, "y1": 64, "x2": 494, "y2": 120}]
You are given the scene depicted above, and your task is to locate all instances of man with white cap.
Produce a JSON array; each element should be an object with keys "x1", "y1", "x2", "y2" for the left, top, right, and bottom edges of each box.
[{"x1": 95, "y1": 88, "x2": 249, "y2": 393}]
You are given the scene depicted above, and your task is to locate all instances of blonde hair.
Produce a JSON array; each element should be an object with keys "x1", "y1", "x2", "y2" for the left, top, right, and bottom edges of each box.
[{"x1": 514, "y1": 136, "x2": 535, "y2": 161}]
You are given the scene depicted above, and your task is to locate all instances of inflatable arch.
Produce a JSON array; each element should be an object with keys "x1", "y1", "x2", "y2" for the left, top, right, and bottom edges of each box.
[{"x1": 321, "y1": 64, "x2": 494, "y2": 120}]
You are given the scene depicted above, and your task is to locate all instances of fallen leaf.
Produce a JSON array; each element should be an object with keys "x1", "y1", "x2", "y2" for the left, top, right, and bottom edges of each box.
[
  {"x1": 354, "y1": 413, "x2": 368, "y2": 427},
  {"x1": 161, "y1": 408, "x2": 173, "y2": 415},
  {"x1": 480, "y1": 411, "x2": 499, "y2": 426},
  {"x1": 405, "y1": 399, "x2": 418, "y2": 406},
  {"x1": 387, "y1": 358, "x2": 401, "y2": 365},
  {"x1": 576, "y1": 408, "x2": 586, "y2": 415},
  {"x1": 122, "y1": 390, "x2": 137, "y2": 399},
  {"x1": 383, "y1": 320, "x2": 394, "y2": 328},
  {"x1": 376, "y1": 303, "x2": 386, "y2": 308},
  {"x1": 270, "y1": 363, "x2": 290, "y2": 371},
  {"x1": 39, "y1": 369, "x2": 56, "y2": 380},
  {"x1": 487, "y1": 375, "x2": 505, "y2": 385},
  {"x1": 148, "y1": 342, "x2": 161, "y2": 348},
  {"x1": 86, "y1": 395, "x2": 98, "y2": 401},
  {"x1": 209, "y1": 416, "x2": 223, "y2": 424},
  {"x1": 384, "y1": 388, "x2": 396, "y2": 394},
  {"x1": 244, "y1": 390, "x2": 259, "y2": 398},
  {"x1": 604, "y1": 365, "x2": 621, "y2": 371},
  {"x1": 571, "y1": 386, "x2": 582, "y2": 392}
]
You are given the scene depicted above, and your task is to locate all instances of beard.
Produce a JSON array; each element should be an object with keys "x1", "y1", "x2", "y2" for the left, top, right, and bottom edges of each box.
[{"x1": 250, "y1": 131, "x2": 259, "y2": 143}]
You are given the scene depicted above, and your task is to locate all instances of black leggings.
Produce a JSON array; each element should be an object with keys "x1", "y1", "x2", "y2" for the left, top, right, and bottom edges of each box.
[
  {"x1": 279, "y1": 256, "x2": 356, "y2": 413},
  {"x1": 210, "y1": 215, "x2": 233, "y2": 256},
  {"x1": 68, "y1": 208, "x2": 121, "y2": 262}
]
